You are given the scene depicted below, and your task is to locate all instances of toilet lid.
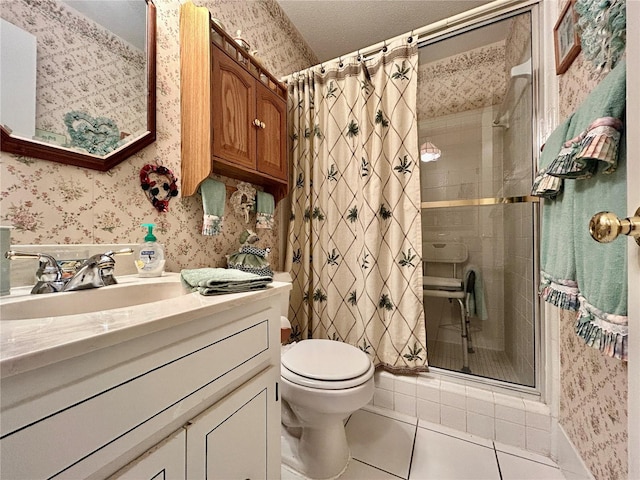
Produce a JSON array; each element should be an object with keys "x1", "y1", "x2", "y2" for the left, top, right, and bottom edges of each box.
[{"x1": 281, "y1": 339, "x2": 372, "y2": 386}]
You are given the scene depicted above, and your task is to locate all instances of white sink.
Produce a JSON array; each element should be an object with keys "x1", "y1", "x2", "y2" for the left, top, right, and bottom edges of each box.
[{"x1": 0, "y1": 274, "x2": 190, "y2": 320}]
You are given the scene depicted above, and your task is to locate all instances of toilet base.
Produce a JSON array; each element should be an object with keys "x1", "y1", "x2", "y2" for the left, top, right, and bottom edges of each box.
[{"x1": 281, "y1": 421, "x2": 351, "y2": 479}]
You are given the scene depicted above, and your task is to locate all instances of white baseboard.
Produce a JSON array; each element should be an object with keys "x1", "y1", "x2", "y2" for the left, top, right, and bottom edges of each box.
[{"x1": 555, "y1": 424, "x2": 594, "y2": 480}]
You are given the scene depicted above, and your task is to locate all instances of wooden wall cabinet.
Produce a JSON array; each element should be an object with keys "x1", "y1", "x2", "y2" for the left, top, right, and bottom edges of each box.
[{"x1": 180, "y1": 2, "x2": 288, "y2": 202}]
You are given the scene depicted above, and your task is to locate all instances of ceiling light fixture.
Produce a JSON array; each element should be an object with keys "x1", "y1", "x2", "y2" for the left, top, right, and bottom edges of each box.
[{"x1": 420, "y1": 142, "x2": 441, "y2": 162}]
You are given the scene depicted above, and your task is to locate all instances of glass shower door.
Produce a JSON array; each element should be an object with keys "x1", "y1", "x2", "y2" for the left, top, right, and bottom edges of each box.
[{"x1": 418, "y1": 10, "x2": 538, "y2": 387}]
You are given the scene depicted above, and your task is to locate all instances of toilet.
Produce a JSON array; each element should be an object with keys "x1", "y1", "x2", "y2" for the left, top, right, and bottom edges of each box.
[
  {"x1": 280, "y1": 339, "x2": 375, "y2": 479},
  {"x1": 273, "y1": 273, "x2": 375, "y2": 479}
]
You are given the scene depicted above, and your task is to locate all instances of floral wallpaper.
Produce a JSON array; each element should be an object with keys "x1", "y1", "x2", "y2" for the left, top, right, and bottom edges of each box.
[
  {"x1": 1, "y1": 0, "x2": 147, "y2": 146},
  {"x1": 417, "y1": 41, "x2": 506, "y2": 120},
  {"x1": 557, "y1": 52, "x2": 628, "y2": 480},
  {"x1": 0, "y1": 0, "x2": 317, "y2": 275}
]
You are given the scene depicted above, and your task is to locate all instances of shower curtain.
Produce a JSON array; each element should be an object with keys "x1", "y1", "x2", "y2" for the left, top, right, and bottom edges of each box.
[{"x1": 284, "y1": 37, "x2": 427, "y2": 373}]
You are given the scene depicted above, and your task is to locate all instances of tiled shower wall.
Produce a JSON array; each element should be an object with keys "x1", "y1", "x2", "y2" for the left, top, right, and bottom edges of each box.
[{"x1": 420, "y1": 107, "x2": 506, "y2": 352}]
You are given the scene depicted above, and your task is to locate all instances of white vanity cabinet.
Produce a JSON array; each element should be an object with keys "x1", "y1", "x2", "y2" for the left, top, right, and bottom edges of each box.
[
  {"x1": 109, "y1": 429, "x2": 187, "y2": 480},
  {"x1": 0, "y1": 282, "x2": 289, "y2": 480},
  {"x1": 186, "y1": 366, "x2": 280, "y2": 479}
]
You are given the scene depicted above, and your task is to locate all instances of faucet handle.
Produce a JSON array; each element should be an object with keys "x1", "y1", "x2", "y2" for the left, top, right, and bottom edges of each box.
[
  {"x1": 94, "y1": 248, "x2": 134, "y2": 286},
  {"x1": 5, "y1": 251, "x2": 65, "y2": 293}
]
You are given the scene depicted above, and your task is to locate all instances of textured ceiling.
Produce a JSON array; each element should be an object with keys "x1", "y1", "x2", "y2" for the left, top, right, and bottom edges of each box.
[{"x1": 276, "y1": 0, "x2": 494, "y2": 63}]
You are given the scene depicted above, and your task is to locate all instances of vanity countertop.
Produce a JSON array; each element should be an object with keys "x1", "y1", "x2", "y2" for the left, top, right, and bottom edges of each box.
[{"x1": 0, "y1": 273, "x2": 291, "y2": 378}]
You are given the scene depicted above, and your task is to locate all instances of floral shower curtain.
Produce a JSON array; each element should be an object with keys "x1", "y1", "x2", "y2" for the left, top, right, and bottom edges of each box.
[{"x1": 284, "y1": 37, "x2": 427, "y2": 373}]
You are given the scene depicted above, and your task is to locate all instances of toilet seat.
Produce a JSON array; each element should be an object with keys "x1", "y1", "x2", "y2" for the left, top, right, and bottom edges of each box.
[{"x1": 281, "y1": 339, "x2": 374, "y2": 390}]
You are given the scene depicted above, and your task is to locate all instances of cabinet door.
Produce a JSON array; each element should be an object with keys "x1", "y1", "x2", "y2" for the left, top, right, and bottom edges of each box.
[
  {"x1": 186, "y1": 366, "x2": 280, "y2": 480},
  {"x1": 108, "y1": 429, "x2": 186, "y2": 480},
  {"x1": 256, "y1": 81, "x2": 288, "y2": 181},
  {"x1": 212, "y1": 46, "x2": 256, "y2": 170}
]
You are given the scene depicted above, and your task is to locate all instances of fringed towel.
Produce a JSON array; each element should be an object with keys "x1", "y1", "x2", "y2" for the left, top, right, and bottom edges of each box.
[
  {"x1": 200, "y1": 179, "x2": 226, "y2": 235},
  {"x1": 256, "y1": 191, "x2": 275, "y2": 229},
  {"x1": 535, "y1": 60, "x2": 627, "y2": 360},
  {"x1": 536, "y1": 119, "x2": 578, "y2": 310},
  {"x1": 180, "y1": 267, "x2": 272, "y2": 296}
]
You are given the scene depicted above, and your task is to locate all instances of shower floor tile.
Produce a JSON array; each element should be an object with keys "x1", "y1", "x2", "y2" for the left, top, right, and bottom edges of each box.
[{"x1": 429, "y1": 340, "x2": 520, "y2": 383}]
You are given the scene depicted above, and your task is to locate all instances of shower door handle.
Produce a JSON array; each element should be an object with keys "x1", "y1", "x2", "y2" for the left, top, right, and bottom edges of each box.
[{"x1": 589, "y1": 208, "x2": 640, "y2": 246}]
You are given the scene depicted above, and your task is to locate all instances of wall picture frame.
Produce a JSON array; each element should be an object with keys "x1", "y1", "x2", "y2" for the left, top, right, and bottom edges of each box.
[{"x1": 553, "y1": 0, "x2": 581, "y2": 75}]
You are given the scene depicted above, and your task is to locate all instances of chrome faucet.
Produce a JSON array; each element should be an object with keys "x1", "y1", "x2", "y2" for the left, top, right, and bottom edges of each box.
[{"x1": 5, "y1": 248, "x2": 133, "y2": 294}]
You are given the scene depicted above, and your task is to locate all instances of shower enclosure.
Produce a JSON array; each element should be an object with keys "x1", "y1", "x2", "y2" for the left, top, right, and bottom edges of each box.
[{"x1": 419, "y1": 10, "x2": 538, "y2": 388}]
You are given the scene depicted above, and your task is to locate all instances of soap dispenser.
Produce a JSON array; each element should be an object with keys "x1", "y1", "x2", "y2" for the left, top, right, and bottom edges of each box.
[{"x1": 135, "y1": 223, "x2": 165, "y2": 277}]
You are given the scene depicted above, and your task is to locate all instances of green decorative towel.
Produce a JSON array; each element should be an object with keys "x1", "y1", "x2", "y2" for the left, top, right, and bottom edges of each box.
[
  {"x1": 538, "y1": 118, "x2": 580, "y2": 310},
  {"x1": 538, "y1": 60, "x2": 627, "y2": 360},
  {"x1": 181, "y1": 267, "x2": 272, "y2": 295},
  {"x1": 256, "y1": 191, "x2": 275, "y2": 229},
  {"x1": 200, "y1": 179, "x2": 226, "y2": 236}
]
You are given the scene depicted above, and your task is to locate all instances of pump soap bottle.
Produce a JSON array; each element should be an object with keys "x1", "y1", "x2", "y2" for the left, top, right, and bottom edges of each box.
[{"x1": 136, "y1": 223, "x2": 165, "y2": 277}]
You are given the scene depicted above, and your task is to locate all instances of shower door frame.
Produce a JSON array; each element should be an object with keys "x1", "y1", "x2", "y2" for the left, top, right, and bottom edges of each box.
[{"x1": 417, "y1": 1, "x2": 543, "y2": 395}]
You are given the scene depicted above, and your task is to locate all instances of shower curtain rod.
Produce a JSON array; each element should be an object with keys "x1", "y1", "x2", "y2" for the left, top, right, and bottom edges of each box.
[{"x1": 309, "y1": 0, "x2": 536, "y2": 68}]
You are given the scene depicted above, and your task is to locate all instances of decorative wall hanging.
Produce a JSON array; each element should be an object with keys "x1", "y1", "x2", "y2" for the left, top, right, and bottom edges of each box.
[
  {"x1": 553, "y1": 0, "x2": 581, "y2": 74},
  {"x1": 230, "y1": 182, "x2": 257, "y2": 223},
  {"x1": 64, "y1": 111, "x2": 121, "y2": 155},
  {"x1": 575, "y1": 0, "x2": 626, "y2": 73},
  {"x1": 140, "y1": 163, "x2": 179, "y2": 213}
]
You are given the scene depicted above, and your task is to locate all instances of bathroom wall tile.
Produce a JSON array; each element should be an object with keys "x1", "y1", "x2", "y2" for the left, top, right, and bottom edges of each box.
[
  {"x1": 374, "y1": 370, "x2": 394, "y2": 391},
  {"x1": 373, "y1": 388, "x2": 394, "y2": 410},
  {"x1": 417, "y1": 398, "x2": 441, "y2": 425},
  {"x1": 525, "y1": 410, "x2": 551, "y2": 432},
  {"x1": 525, "y1": 427, "x2": 551, "y2": 456},
  {"x1": 394, "y1": 376, "x2": 417, "y2": 396},
  {"x1": 466, "y1": 411, "x2": 495, "y2": 440},
  {"x1": 416, "y1": 379, "x2": 440, "y2": 403},
  {"x1": 466, "y1": 387, "x2": 495, "y2": 416},
  {"x1": 440, "y1": 383, "x2": 466, "y2": 410},
  {"x1": 441, "y1": 405, "x2": 466, "y2": 431},
  {"x1": 394, "y1": 392, "x2": 417, "y2": 417},
  {"x1": 522, "y1": 398, "x2": 551, "y2": 416},
  {"x1": 495, "y1": 419, "x2": 526, "y2": 449},
  {"x1": 362, "y1": 404, "x2": 418, "y2": 426},
  {"x1": 494, "y1": 393, "x2": 525, "y2": 424}
]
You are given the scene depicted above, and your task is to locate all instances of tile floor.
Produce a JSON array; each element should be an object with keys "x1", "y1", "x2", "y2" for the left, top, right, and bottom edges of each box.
[{"x1": 282, "y1": 406, "x2": 566, "y2": 480}]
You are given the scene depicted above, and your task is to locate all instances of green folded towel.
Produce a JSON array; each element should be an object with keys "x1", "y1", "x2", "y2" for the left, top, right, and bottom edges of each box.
[
  {"x1": 200, "y1": 179, "x2": 226, "y2": 235},
  {"x1": 256, "y1": 191, "x2": 275, "y2": 229},
  {"x1": 181, "y1": 267, "x2": 272, "y2": 296}
]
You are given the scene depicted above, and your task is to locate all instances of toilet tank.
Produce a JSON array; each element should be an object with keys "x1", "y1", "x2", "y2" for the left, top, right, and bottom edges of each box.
[{"x1": 272, "y1": 271, "x2": 292, "y2": 317}]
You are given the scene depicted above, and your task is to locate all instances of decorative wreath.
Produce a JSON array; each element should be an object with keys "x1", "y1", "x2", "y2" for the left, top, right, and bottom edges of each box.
[{"x1": 140, "y1": 164, "x2": 179, "y2": 212}]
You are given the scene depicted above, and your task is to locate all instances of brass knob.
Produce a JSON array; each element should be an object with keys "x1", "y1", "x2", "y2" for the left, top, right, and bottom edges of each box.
[
  {"x1": 589, "y1": 208, "x2": 640, "y2": 245},
  {"x1": 253, "y1": 119, "x2": 261, "y2": 127},
  {"x1": 260, "y1": 121, "x2": 265, "y2": 129}
]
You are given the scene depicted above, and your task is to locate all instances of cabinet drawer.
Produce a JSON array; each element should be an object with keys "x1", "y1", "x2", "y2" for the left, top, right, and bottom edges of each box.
[{"x1": 0, "y1": 315, "x2": 271, "y2": 479}]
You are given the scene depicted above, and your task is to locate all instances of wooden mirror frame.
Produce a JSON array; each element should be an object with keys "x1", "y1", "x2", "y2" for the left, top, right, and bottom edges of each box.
[{"x1": 0, "y1": 0, "x2": 156, "y2": 171}]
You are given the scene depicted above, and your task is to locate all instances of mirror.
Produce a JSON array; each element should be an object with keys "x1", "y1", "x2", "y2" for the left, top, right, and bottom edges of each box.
[{"x1": 0, "y1": 0, "x2": 156, "y2": 171}]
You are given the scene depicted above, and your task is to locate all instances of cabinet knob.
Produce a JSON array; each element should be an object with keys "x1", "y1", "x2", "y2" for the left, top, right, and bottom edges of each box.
[
  {"x1": 260, "y1": 121, "x2": 266, "y2": 129},
  {"x1": 253, "y1": 119, "x2": 261, "y2": 127}
]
